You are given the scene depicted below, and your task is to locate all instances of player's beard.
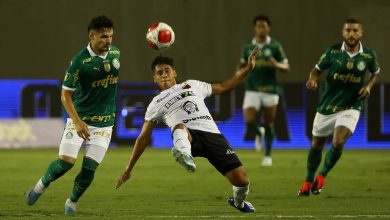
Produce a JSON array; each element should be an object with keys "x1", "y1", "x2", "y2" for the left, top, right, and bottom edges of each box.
[{"x1": 345, "y1": 38, "x2": 359, "y2": 48}]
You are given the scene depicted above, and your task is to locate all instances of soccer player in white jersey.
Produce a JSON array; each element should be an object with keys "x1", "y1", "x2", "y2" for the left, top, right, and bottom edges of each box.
[{"x1": 115, "y1": 48, "x2": 259, "y2": 213}]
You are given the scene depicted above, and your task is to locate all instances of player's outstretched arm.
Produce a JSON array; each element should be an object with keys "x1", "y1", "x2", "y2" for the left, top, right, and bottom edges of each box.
[
  {"x1": 358, "y1": 73, "x2": 379, "y2": 99},
  {"x1": 116, "y1": 120, "x2": 154, "y2": 189},
  {"x1": 61, "y1": 89, "x2": 90, "y2": 140},
  {"x1": 306, "y1": 68, "x2": 321, "y2": 91},
  {"x1": 211, "y1": 47, "x2": 259, "y2": 95},
  {"x1": 268, "y1": 57, "x2": 291, "y2": 73}
]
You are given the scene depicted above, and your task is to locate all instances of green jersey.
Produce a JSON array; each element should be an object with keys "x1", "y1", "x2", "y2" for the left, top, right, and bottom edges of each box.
[
  {"x1": 62, "y1": 44, "x2": 121, "y2": 127},
  {"x1": 241, "y1": 36, "x2": 288, "y2": 94},
  {"x1": 316, "y1": 42, "x2": 380, "y2": 115}
]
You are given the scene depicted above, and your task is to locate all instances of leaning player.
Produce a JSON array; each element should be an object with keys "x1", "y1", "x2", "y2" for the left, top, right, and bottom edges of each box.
[
  {"x1": 298, "y1": 18, "x2": 380, "y2": 196},
  {"x1": 116, "y1": 48, "x2": 260, "y2": 213},
  {"x1": 26, "y1": 15, "x2": 120, "y2": 214},
  {"x1": 240, "y1": 15, "x2": 290, "y2": 166}
]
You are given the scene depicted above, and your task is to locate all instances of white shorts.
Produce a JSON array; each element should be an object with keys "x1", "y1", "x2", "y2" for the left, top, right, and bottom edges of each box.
[
  {"x1": 312, "y1": 109, "x2": 360, "y2": 137},
  {"x1": 242, "y1": 91, "x2": 279, "y2": 110},
  {"x1": 59, "y1": 118, "x2": 113, "y2": 163}
]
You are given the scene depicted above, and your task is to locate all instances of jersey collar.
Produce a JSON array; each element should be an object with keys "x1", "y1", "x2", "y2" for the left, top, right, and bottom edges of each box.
[
  {"x1": 252, "y1": 36, "x2": 271, "y2": 48},
  {"x1": 87, "y1": 43, "x2": 109, "y2": 59},
  {"x1": 341, "y1": 41, "x2": 363, "y2": 58}
]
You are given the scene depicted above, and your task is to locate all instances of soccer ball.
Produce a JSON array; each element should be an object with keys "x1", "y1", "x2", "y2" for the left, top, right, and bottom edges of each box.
[{"x1": 146, "y1": 22, "x2": 175, "y2": 51}]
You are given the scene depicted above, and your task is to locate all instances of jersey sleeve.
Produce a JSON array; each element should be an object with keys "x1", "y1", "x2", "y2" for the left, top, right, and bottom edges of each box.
[
  {"x1": 368, "y1": 50, "x2": 381, "y2": 74},
  {"x1": 315, "y1": 48, "x2": 331, "y2": 71},
  {"x1": 187, "y1": 80, "x2": 212, "y2": 98},
  {"x1": 62, "y1": 59, "x2": 80, "y2": 91},
  {"x1": 274, "y1": 43, "x2": 288, "y2": 63},
  {"x1": 144, "y1": 101, "x2": 161, "y2": 122}
]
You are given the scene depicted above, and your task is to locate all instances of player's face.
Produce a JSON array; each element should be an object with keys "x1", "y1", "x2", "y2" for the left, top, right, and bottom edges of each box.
[
  {"x1": 89, "y1": 28, "x2": 113, "y2": 54},
  {"x1": 254, "y1": 20, "x2": 270, "y2": 39},
  {"x1": 342, "y1": 23, "x2": 363, "y2": 48},
  {"x1": 153, "y1": 64, "x2": 177, "y2": 91}
]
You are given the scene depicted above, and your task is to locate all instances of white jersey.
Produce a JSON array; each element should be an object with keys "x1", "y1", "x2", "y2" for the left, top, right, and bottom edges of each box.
[{"x1": 145, "y1": 80, "x2": 220, "y2": 134}]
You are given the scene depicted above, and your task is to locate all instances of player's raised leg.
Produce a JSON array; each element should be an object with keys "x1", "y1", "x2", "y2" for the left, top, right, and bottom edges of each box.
[
  {"x1": 171, "y1": 124, "x2": 196, "y2": 172},
  {"x1": 226, "y1": 166, "x2": 255, "y2": 213},
  {"x1": 243, "y1": 92, "x2": 263, "y2": 152}
]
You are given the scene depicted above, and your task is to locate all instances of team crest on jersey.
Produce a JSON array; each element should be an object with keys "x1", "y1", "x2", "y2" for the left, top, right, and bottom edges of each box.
[
  {"x1": 182, "y1": 84, "x2": 191, "y2": 89},
  {"x1": 112, "y1": 58, "x2": 120, "y2": 69},
  {"x1": 103, "y1": 60, "x2": 111, "y2": 72},
  {"x1": 182, "y1": 101, "x2": 199, "y2": 114},
  {"x1": 264, "y1": 48, "x2": 272, "y2": 57},
  {"x1": 65, "y1": 132, "x2": 73, "y2": 139},
  {"x1": 346, "y1": 58, "x2": 354, "y2": 70},
  {"x1": 357, "y1": 61, "x2": 366, "y2": 71}
]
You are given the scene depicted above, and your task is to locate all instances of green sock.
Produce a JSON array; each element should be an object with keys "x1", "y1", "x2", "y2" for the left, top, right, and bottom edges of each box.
[
  {"x1": 41, "y1": 159, "x2": 74, "y2": 186},
  {"x1": 70, "y1": 157, "x2": 99, "y2": 202},
  {"x1": 264, "y1": 126, "x2": 275, "y2": 156},
  {"x1": 246, "y1": 121, "x2": 262, "y2": 136},
  {"x1": 306, "y1": 148, "x2": 322, "y2": 182},
  {"x1": 319, "y1": 145, "x2": 343, "y2": 177}
]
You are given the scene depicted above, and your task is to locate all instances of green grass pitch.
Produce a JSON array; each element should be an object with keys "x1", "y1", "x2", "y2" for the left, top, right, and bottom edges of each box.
[{"x1": 0, "y1": 148, "x2": 390, "y2": 219}]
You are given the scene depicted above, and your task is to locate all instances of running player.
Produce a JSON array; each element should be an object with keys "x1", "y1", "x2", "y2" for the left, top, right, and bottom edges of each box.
[
  {"x1": 298, "y1": 18, "x2": 380, "y2": 196},
  {"x1": 26, "y1": 15, "x2": 120, "y2": 214},
  {"x1": 240, "y1": 15, "x2": 290, "y2": 166},
  {"x1": 116, "y1": 48, "x2": 260, "y2": 213}
]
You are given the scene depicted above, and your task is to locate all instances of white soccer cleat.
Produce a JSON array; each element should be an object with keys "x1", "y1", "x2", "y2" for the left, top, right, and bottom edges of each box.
[
  {"x1": 262, "y1": 156, "x2": 272, "y2": 166},
  {"x1": 171, "y1": 147, "x2": 196, "y2": 173},
  {"x1": 64, "y1": 198, "x2": 76, "y2": 215},
  {"x1": 255, "y1": 127, "x2": 265, "y2": 152}
]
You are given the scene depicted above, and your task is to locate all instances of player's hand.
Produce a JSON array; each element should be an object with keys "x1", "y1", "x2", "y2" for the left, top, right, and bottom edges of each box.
[
  {"x1": 246, "y1": 47, "x2": 260, "y2": 70},
  {"x1": 116, "y1": 170, "x2": 131, "y2": 189},
  {"x1": 306, "y1": 78, "x2": 318, "y2": 91},
  {"x1": 358, "y1": 86, "x2": 371, "y2": 99},
  {"x1": 74, "y1": 120, "x2": 90, "y2": 140}
]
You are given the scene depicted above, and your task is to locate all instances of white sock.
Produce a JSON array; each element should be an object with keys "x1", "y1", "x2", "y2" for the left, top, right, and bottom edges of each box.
[
  {"x1": 34, "y1": 178, "x2": 46, "y2": 193},
  {"x1": 172, "y1": 129, "x2": 192, "y2": 155},
  {"x1": 233, "y1": 184, "x2": 249, "y2": 208}
]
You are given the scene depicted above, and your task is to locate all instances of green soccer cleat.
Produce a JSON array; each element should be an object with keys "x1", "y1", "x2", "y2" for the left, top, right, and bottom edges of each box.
[{"x1": 171, "y1": 147, "x2": 196, "y2": 173}]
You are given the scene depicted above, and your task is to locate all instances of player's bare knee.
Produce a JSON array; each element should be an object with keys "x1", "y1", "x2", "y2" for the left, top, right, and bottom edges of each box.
[
  {"x1": 311, "y1": 138, "x2": 326, "y2": 150},
  {"x1": 173, "y1": 123, "x2": 187, "y2": 131},
  {"x1": 332, "y1": 137, "x2": 347, "y2": 148},
  {"x1": 59, "y1": 155, "x2": 77, "y2": 165},
  {"x1": 243, "y1": 108, "x2": 256, "y2": 123}
]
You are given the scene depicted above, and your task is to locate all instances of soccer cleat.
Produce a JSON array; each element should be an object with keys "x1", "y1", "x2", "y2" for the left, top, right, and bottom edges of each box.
[
  {"x1": 227, "y1": 197, "x2": 255, "y2": 213},
  {"x1": 64, "y1": 198, "x2": 76, "y2": 215},
  {"x1": 261, "y1": 156, "x2": 272, "y2": 166},
  {"x1": 311, "y1": 175, "x2": 325, "y2": 195},
  {"x1": 298, "y1": 181, "x2": 312, "y2": 197},
  {"x1": 26, "y1": 179, "x2": 47, "y2": 206},
  {"x1": 171, "y1": 147, "x2": 196, "y2": 173},
  {"x1": 255, "y1": 127, "x2": 265, "y2": 152}
]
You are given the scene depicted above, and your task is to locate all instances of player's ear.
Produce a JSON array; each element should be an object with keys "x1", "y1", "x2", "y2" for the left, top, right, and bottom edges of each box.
[{"x1": 88, "y1": 31, "x2": 94, "y2": 41}]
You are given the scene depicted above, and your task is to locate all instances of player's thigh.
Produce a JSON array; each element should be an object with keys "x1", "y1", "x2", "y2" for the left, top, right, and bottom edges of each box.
[
  {"x1": 312, "y1": 112, "x2": 337, "y2": 138},
  {"x1": 333, "y1": 110, "x2": 360, "y2": 146},
  {"x1": 225, "y1": 166, "x2": 249, "y2": 187},
  {"x1": 262, "y1": 105, "x2": 277, "y2": 126},
  {"x1": 84, "y1": 125, "x2": 113, "y2": 162},
  {"x1": 59, "y1": 118, "x2": 85, "y2": 162},
  {"x1": 243, "y1": 91, "x2": 260, "y2": 122}
]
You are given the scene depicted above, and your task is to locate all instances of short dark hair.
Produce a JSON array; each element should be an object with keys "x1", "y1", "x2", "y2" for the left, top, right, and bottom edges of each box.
[
  {"x1": 88, "y1": 15, "x2": 114, "y2": 32},
  {"x1": 151, "y1": 56, "x2": 174, "y2": 71},
  {"x1": 253, "y1": 14, "x2": 271, "y2": 26},
  {"x1": 345, "y1": 18, "x2": 361, "y2": 25}
]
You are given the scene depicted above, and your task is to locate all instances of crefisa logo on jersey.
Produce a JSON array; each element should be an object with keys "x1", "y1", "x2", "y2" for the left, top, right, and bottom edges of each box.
[
  {"x1": 182, "y1": 101, "x2": 199, "y2": 114},
  {"x1": 357, "y1": 61, "x2": 366, "y2": 71},
  {"x1": 112, "y1": 58, "x2": 120, "y2": 69}
]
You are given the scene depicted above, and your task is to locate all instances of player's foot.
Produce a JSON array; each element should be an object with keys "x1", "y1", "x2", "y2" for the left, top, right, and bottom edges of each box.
[
  {"x1": 171, "y1": 147, "x2": 196, "y2": 173},
  {"x1": 64, "y1": 198, "x2": 76, "y2": 215},
  {"x1": 261, "y1": 156, "x2": 272, "y2": 166},
  {"x1": 311, "y1": 175, "x2": 325, "y2": 195},
  {"x1": 26, "y1": 178, "x2": 47, "y2": 206},
  {"x1": 227, "y1": 197, "x2": 255, "y2": 213},
  {"x1": 298, "y1": 181, "x2": 312, "y2": 197},
  {"x1": 255, "y1": 127, "x2": 265, "y2": 152}
]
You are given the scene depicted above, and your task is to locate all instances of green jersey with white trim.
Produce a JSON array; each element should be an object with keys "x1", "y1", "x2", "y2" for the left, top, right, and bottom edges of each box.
[
  {"x1": 62, "y1": 44, "x2": 120, "y2": 127},
  {"x1": 241, "y1": 37, "x2": 288, "y2": 94},
  {"x1": 315, "y1": 42, "x2": 380, "y2": 115}
]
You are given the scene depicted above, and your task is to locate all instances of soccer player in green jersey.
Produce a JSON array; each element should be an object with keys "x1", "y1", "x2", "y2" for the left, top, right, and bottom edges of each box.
[
  {"x1": 298, "y1": 18, "x2": 380, "y2": 196},
  {"x1": 240, "y1": 15, "x2": 290, "y2": 166},
  {"x1": 26, "y1": 15, "x2": 120, "y2": 214}
]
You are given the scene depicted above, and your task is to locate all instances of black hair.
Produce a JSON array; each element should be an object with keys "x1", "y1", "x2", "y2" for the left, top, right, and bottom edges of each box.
[
  {"x1": 253, "y1": 14, "x2": 271, "y2": 26},
  {"x1": 88, "y1": 15, "x2": 114, "y2": 32},
  {"x1": 151, "y1": 56, "x2": 174, "y2": 71},
  {"x1": 345, "y1": 18, "x2": 361, "y2": 25}
]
